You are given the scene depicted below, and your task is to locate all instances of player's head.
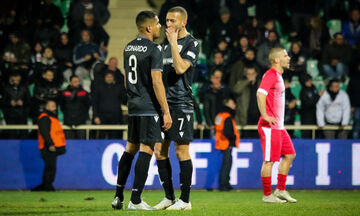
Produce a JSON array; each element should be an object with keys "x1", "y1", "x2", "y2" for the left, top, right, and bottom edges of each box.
[
  {"x1": 136, "y1": 11, "x2": 161, "y2": 39},
  {"x1": 166, "y1": 6, "x2": 188, "y2": 31},
  {"x1": 269, "y1": 48, "x2": 290, "y2": 70}
]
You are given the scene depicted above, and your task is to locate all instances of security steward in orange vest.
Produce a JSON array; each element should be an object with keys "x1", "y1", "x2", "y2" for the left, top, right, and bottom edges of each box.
[
  {"x1": 32, "y1": 100, "x2": 66, "y2": 191},
  {"x1": 215, "y1": 97, "x2": 240, "y2": 191}
]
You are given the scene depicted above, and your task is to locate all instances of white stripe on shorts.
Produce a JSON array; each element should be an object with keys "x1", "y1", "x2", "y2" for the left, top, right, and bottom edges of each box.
[{"x1": 262, "y1": 127, "x2": 272, "y2": 161}]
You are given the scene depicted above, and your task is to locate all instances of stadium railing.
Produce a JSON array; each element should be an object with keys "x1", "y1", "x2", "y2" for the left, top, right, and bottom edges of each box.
[{"x1": 0, "y1": 125, "x2": 352, "y2": 140}]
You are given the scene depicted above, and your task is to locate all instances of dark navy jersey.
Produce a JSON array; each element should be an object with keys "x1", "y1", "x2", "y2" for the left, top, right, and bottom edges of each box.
[
  {"x1": 162, "y1": 34, "x2": 200, "y2": 112},
  {"x1": 124, "y1": 36, "x2": 163, "y2": 116}
]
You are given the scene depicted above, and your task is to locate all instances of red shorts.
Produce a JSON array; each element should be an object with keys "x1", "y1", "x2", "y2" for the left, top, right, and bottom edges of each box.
[{"x1": 258, "y1": 127, "x2": 296, "y2": 162}]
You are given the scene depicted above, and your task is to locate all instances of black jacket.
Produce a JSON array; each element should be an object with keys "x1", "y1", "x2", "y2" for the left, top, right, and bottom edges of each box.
[
  {"x1": 221, "y1": 106, "x2": 237, "y2": 147},
  {"x1": 32, "y1": 78, "x2": 60, "y2": 118},
  {"x1": 60, "y1": 85, "x2": 91, "y2": 126},
  {"x1": 93, "y1": 82, "x2": 127, "y2": 118},
  {"x1": 1, "y1": 81, "x2": 30, "y2": 119},
  {"x1": 300, "y1": 85, "x2": 319, "y2": 123}
]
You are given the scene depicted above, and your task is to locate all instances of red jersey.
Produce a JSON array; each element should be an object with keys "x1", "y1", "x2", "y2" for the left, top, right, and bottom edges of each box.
[{"x1": 257, "y1": 68, "x2": 285, "y2": 129}]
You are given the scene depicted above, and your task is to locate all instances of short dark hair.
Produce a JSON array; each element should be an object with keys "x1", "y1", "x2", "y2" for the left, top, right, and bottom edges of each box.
[
  {"x1": 168, "y1": 6, "x2": 188, "y2": 20},
  {"x1": 328, "y1": 78, "x2": 340, "y2": 88},
  {"x1": 70, "y1": 75, "x2": 79, "y2": 81},
  {"x1": 136, "y1": 11, "x2": 157, "y2": 28}
]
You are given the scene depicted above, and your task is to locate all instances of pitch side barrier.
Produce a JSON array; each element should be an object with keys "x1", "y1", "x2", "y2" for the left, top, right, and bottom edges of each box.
[
  {"x1": 0, "y1": 139, "x2": 359, "y2": 190},
  {"x1": 0, "y1": 125, "x2": 353, "y2": 140}
]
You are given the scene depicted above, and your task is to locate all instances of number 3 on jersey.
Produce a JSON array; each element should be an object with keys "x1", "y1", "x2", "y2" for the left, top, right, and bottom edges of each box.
[{"x1": 128, "y1": 54, "x2": 137, "y2": 84}]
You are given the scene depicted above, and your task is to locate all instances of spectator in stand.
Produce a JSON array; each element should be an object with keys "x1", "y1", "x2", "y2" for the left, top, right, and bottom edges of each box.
[
  {"x1": 299, "y1": 74, "x2": 322, "y2": 138},
  {"x1": 68, "y1": 0, "x2": 110, "y2": 29},
  {"x1": 207, "y1": 51, "x2": 227, "y2": 79},
  {"x1": 256, "y1": 30, "x2": 282, "y2": 73},
  {"x1": 1, "y1": 73, "x2": 30, "y2": 138},
  {"x1": 227, "y1": 0, "x2": 250, "y2": 27},
  {"x1": 229, "y1": 48, "x2": 261, "y2": 88},
  {"x1": 34, "y1": 0, "x2": 64, "y2": 32},
  {"x1": 347, "y1": 62, "x2": 360, "y2": 139},
  {"x1": 73, "y1": 29, "x2": 105, "y2": 81},
  {"x1": 92, "y1": 72, "x2": 127, "y2": 139},
  {"x1": 60, "y1": 75, "x2": 91, "y2": 139},
  {"x1": 54, "y1": 33, "x2": 74, "y2": 82},
  {"x1": 91, "y1": 57, "x2": 124, "y2": 93},
  {"x1": 321, "y1": 33, "x2": 352, "y2": 80},
  {"x1": 342, "y1": 9, "x2": 360, "y2": 47},
  {"x1": 209, "y1": 7, "x2": 237, "y2": 51},
  {"x1": 289, "y1": 41, "x2": 307, "y2": 77},
  {"x1": 305, "y1": 16, "x2": 330, "y2": 60},
  {"x1": 37, "y1": 47, "x2": 60, "y2": 83},
  {"x1": 1, "y1": 32, "x2": 31, "y2": 79},
  {"x1": 316, "y1": 79, "x2": 351, "y2": 139},
  {"x1": 29, "y1": 42, "x2": 43, "y2": 80},
  {"x1": 231, "y1": 67, "x2": 260, "y2": 137},
  {"x1": 232, "y1": 35, "x2": 252, "y2": 62},
  {"x1": 242, "y1": 16, "x2": 261, "y2": 46},
  {"x1": 283, "y1": 76, "x2": 297, "y2": 136},
  {"x1": 32, "y1": 70, "x2": 60, "y2": 123},
  {"x1": 260, "y1": 19, "x2": 277, "y2": 43},
  {"x1": 69, "y1": 13, "x2": 109, "y2": 57},
  {"x1": 199, "y1": 69, "x2": 232, "y2": 136}
]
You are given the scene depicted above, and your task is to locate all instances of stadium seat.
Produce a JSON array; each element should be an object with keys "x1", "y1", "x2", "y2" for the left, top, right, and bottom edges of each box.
[
  {"x1": 327, "y1": 19, "x2": 341, "y2": 38},
  {"x1": 306, "y1": 59, "x2": 320, "y2": 78}
]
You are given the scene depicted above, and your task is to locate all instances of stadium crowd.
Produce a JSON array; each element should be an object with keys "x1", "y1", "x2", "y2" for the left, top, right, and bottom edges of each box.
[{"x1": 0, "y1": 0, "x2": 360, "y2": 139}]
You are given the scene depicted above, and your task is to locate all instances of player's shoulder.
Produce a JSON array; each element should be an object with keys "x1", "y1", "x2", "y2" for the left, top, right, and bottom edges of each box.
[
  {"x1": 262, "y1": 68, "x2": 278, "y2": 79},
  {"x1": 184, "y1": 34, "x2": 199, "y2": 47}
]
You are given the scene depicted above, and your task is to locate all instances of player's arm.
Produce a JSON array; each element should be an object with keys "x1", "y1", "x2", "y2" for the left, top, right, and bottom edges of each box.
[
  {"x1": 166, "y1": 28, "x2": 191, "y2": 75},
  {"x1": 256, "y1": 92, "x2": 276, "y2": 126},
  {"x1": 151, "y1": 71, "x2": 172, "y2": 130}
]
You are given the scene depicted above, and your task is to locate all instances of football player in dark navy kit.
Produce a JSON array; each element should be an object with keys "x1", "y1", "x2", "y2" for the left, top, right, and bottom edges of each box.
[
  {"x1": 112, "y1": 10, "x2": 172, "y2": 211},
  {"x1": 153, "y1": 6, "x2": 199, "y2": 210}
]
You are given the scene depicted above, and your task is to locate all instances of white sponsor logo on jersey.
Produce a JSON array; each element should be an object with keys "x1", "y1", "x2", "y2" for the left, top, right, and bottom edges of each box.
[
  {"x1": 187, "y1": 51, "x2": 196, "y2": 59},
  {"x1": 179, "y1": 131, "x2": 184, "y2": 137}
]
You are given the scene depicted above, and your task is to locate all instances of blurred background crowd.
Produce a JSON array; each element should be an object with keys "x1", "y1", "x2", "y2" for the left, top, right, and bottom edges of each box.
[{"x1": 0, "y1": 0, "x2": 360, "y2": 139}]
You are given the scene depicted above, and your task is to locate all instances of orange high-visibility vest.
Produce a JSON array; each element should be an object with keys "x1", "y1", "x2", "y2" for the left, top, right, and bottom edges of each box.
[
  {"x1": 215, "y1": 112, "x2": 240, "y2": 150},
  {"x1": 38, "y1": 112, "x2": 66, "y2": 150}
]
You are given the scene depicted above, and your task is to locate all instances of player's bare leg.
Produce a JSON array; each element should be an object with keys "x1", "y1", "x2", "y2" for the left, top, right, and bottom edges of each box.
[
  {"x1": 112, "y1": 142, "x2": 139, "y2": 210},
  {"x1": 128, "y1": 143, "x2": 156, "y2": 210},
  {"x1": 261, "y1": 161, "x2": 286, "y2": 203},
  {"x1": 154, "y1": 140, "x2": 176, "y2": 209},
  {"x1": 274, "y1": 154, "x2": 297, "y2": 203},
  {"x1": 166, "y1": 142, "x2": 192, "y2": 210}
]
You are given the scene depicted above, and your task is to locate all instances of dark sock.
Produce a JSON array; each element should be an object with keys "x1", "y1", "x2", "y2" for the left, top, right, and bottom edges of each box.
[
  {"x1": 157, "y1": 158, "x2": 175, "y2": 200},
  {"x1": 115, "y1": 152, "x2": 134, "y2": 201},
  {"x1": 179, "y1": 160, "x2": 193, "y2": 203},
  {"x1": 130, "y1": 152, "x2": 152, "y2": 204}
]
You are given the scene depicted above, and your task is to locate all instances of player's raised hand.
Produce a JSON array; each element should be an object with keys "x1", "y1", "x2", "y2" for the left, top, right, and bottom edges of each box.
[
  {"x1": 264, "y1": 115, "x2": 277, "y2": 126},
  {"x1": 162, "y1": 112, "x2": 172, "y2": 131},
  {"x1": 165, "y1": 27, "x2": 179, "y2": 45}
]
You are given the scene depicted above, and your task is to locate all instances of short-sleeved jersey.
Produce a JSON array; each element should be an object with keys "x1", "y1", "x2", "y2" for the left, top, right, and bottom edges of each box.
[
  {"x1": 124, "y1": 36, "x2": 163, "y2": 116},
  {"x1": 162, "y1": 34, "x2": 200, "y2": 112},
  {"x1": 257, "y1": 68, "x2": 285, "y2": 129}
]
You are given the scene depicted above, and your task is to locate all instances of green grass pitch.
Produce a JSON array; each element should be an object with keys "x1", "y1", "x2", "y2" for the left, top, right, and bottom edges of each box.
[{"x1": 1, "y1": 190, "x2": 359, "y2": 216}]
